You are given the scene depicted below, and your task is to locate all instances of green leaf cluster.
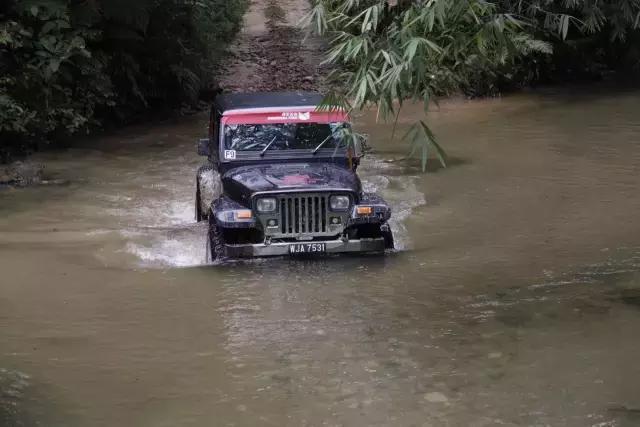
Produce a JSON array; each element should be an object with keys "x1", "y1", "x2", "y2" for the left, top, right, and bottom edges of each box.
[
  {"x1": 1, "y1": 0, "x2": 247, "y2": 162},
  {"x1": 305, "y1": 0, "x2": 640, "y2": 171},
  {"x1": 305, "y1": 0, "x2": 548, "y2": 170}
]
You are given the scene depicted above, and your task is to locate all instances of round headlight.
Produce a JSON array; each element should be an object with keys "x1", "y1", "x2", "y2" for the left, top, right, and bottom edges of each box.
[
  {"x1": 256, "y1": 197, "x2": 277, "y2": 212},
  {"x1": 329, "y1": 195, "x2": 350, "y2": 211}
]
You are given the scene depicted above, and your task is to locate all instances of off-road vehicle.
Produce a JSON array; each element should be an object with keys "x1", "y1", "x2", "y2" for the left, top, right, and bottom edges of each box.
[{"x1": 195, "y1": 92, "x2": 393, "y2": 260}]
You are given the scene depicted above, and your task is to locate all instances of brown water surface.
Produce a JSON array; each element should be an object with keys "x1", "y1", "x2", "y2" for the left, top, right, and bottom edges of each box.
[{"x1": 1, "y1": 88, "x2": 640, "y2": 426}]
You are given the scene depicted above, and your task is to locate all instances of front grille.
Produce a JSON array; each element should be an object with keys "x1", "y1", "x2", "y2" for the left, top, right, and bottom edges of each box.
[{"x1": 280, "y1": 195, "x2": 329, "y2": 235}]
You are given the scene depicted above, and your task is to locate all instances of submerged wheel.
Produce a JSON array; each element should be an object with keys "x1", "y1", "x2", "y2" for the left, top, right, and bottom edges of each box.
[
  {"x1": 195, "y1": 180, "x2": 203, "y2": 222},
  {"x1": 207, "y1": 222, "x2": 225, "y2": 262},
  {"x1": 381, "y1": 223, "x2": 394, "y2": 250}
]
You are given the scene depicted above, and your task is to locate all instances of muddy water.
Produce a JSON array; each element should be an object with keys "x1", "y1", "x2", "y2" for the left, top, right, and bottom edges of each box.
[{"x1": 1, "y1": 88, "x2": 640, "y2": 426}]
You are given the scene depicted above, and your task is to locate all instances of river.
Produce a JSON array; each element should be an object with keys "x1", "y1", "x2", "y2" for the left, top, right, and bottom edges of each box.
[{"x1": 1, "y1": 87, "x2": 640, "y2": 426}]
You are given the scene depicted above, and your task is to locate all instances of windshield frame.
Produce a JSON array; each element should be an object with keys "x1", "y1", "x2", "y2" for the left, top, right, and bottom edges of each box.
[
  {"x1": 222, "y1": 122, "x2": 348, "y2": 153},
  {"x1": 217, "y1": 107, "x2": 353, "y2": 163},
  {"x1": 219, "y1": 122, "x2": 352, "y2": 162}
]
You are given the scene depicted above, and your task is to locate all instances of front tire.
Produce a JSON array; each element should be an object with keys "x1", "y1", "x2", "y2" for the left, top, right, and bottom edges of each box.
[
  {"x1": 195, "y1": 180, "x2": 203, "y2": 222},
  {"x1": 381, "y1": 223, "x2": 394, "y2": 250},
  {"x1": 196, "y1": 163, "x2": 218, "y2": 222},
  {"x1": 207, "y1": 222, "x2": 225, "y2": 262}
]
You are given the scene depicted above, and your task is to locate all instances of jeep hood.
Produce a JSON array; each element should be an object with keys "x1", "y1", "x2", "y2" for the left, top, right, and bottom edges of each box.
[{"x1": 222, "y1": 163, "x2": 361, "y2": 202}]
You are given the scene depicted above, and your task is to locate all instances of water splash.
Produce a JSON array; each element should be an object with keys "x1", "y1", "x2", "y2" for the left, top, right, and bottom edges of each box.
[
  {"x1": 123, "y1": 224, "x2": 209, "y2": 268},
  {"x1": 123, "y1": 154, "x2": 425, "y2": 268},
  {"x1": 359, "y1": 156, "x2": 426, "y2": 250}
]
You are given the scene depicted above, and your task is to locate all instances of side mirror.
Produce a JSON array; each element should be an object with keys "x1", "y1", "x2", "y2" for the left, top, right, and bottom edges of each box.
[{"x1": 197, "y1": 138, "x2": 210, "y2": 156}]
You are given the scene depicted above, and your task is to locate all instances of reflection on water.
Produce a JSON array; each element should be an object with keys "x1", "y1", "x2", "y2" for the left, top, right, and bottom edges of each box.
[{"x1": 1, "y1": 88, "x2": 640, "y2": 426}]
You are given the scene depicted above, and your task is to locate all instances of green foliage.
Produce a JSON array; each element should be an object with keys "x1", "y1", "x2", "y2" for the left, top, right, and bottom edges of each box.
[
  {"x1": 306, "y1": 0, "x2": 640, "y2": 170},
  {"x1": 0, "y1": 0, "x2": 247, "y2": 162},
  {"x1": 305, "y1": 0, "x2": 554, "y2": 169},
  {"x1": 510, "y1": 1, "x2": 640, "y2": 84},
  {"x1": 501, "y1": 0, "x2": 640, "y2": 41},
  {"x1": 0, "y1": 1, "x2": 111, "y2": 161}
]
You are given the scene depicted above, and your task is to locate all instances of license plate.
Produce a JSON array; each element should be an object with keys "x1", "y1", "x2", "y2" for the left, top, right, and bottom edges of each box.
[{"x1": 289, "y1": 243, "x2": 326, "y2": 255}]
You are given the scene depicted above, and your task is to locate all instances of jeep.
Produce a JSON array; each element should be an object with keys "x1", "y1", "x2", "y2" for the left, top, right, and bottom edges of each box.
[{"x1": 195, "y1": 92, "x2": 394, "y2": 260}]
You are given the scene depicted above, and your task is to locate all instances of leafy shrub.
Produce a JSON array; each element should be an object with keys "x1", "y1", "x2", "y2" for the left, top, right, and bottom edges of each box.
[
  {"x1": 0, "y1": 0, "x2": 247, "y2": 162},
  {"x1": 305, "y1": 0, "x2": 640, "y2": 170},
  {"x1": 305, "y1": 0, "x2": 554, "y2": 169}
]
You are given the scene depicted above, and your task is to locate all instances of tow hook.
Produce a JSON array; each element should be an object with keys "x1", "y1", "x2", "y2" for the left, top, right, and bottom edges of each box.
[
  {"x1": 341, "y1": 233, "x2": 349, "y2": 242},
  {"x1": 264, "y1": 236, "x2": 272, "y2": 246}
]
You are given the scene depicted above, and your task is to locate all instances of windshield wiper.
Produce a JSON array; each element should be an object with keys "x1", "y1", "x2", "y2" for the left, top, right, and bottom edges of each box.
[
  {"x1": 312, "y1": 134, "x2": 334, "y2": 154},
  {"x1": 260, "y1": 136, "x2": 278, "y2": 157}
]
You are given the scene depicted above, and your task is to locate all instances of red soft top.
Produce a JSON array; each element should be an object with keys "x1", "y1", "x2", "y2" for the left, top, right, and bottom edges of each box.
[{"x1": 221, "y1": 106, "x2": 349, "y2": 125}]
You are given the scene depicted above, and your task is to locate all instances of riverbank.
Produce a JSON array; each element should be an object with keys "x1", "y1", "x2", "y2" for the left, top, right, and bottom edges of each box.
[
  {"x1": 0, "y1": 0, "x2": 325, "y2": 187},
  {"x1": 0, "y1": 0, "x2": 247, "y2": 169},
  {"x1": 0, "y1": 161, "x2": 44, "y2": 187}
]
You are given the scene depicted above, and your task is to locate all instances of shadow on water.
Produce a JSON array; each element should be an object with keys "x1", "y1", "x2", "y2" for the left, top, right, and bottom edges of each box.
[
  {"x1": 371, "y1": 154, "x2": 471, "y2": 174},
  {"x1": 205, "y1": 250, "x2": 403, "y2": 268},
  {"x1": 0, "y1": 368, "x2": 73, "y2": 427},
  {"x1": 0, "y1": 368, "x2": 31, "y2": 427},
  {"x1": 608, "y1": 405, "x2": 640, "y2": 427},
  {"x1": 1, "y1": 368, "x2": 78, "y2": 427}
]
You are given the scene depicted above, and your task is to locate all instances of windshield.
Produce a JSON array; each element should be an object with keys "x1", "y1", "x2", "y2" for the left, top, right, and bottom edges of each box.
[{"x1": 224, "y1": 122, "x2": 348, "y2": 152}]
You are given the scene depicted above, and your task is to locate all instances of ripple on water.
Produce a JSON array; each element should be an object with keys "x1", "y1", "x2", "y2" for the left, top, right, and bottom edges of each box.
[{"x1": 462, "y1": 247, "x2": 640, "y2": 324}]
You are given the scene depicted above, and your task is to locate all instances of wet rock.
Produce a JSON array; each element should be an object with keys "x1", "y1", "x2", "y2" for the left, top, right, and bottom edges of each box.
[
  {"x1": 423, "y1": 392, "x2": 449, "y2": 403},
  {"x1": 0, "y1": 161, "x2": 44, "y2": 186}
]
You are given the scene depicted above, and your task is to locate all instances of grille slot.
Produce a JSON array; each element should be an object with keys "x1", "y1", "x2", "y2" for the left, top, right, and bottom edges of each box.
[{"x1": 280, "y1": 195, "x2": 329, "y2": 236}]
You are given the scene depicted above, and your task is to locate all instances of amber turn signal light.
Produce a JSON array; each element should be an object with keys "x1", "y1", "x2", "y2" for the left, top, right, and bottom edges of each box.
[
  {"x1": 235, "y1": 210, "x2": 253, "y2": 219},
  {"x1": 356, "y1": 206, "x2": 373, "y2": 215}
]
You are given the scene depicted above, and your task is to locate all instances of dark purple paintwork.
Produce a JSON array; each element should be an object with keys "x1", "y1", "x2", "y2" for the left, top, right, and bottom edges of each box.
[{"x1": 221, "y1": 162, "x2": 362, "y2": 206}]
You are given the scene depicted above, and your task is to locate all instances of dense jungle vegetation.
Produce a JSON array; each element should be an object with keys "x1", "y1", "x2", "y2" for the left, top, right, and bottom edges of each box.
[
  {"x1": 2, "y1": 0, "x2": 640, "y2": 164},
  {"x1": 0, "y1": 0, "x2": 246, "y2": 162},
  {"x1": 306, "y1": 0, "x2": 640, "y2": 168}
]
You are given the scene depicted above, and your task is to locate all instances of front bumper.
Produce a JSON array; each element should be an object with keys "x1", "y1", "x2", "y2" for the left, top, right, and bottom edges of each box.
[{"x1": 223, "y1": 238, "x2": 386, "y2": 258}]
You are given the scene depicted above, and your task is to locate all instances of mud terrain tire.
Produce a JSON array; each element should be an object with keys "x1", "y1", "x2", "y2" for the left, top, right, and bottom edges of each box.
[
  {"x1": 381, "y1": 224, "x2": 394, "y2": 250},
  {"x1": 207, "y1": 222, "x2": 225, "y2": 262},
  {"x1": 196, "y1": 163, "x2": 222, "y2": 222}
]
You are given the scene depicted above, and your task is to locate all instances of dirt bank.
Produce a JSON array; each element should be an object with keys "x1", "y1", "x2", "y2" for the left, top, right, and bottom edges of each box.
[{"x1": 217, "y1": 0, "x2": 328, "y2": 93}]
